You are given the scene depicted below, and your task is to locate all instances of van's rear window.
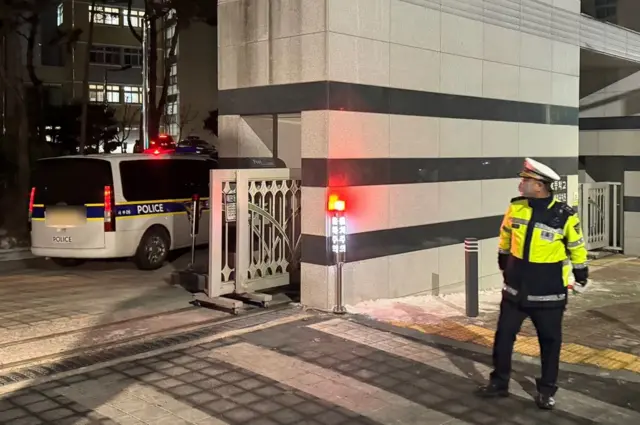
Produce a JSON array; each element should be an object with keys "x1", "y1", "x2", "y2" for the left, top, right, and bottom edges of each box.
[{"x1": 32, "y1": 158, "x2": 113, "y2": 205}]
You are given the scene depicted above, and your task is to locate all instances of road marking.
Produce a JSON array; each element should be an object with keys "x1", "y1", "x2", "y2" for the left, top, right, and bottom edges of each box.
[
  {"x1": 209, "y1": 342, "x2": 458, "y2": 425},
  {"x1": 0, "y1": 312, "x2": 310, "y2": 396},
  {"x1": 309, "y1": 319, "x2": 640, "y2": 425},
  {"x1": 57, "y1": 380, "x2": 228, "y2": 425}
]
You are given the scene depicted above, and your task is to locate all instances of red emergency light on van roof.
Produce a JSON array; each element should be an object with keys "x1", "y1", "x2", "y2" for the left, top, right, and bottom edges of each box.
[{"x1": 143, "y1": 147, "x2": 174, "y2": 155}]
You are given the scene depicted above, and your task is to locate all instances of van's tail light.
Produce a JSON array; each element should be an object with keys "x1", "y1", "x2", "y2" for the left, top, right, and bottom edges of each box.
[
  {"x1": 104, "y1": 185, "x2": 115, "y2": 232},
  {"x1": 28, "y1": 187, "x2": 36, "y2": 220},
  {"x1": 28, "y1": 187, "x2": 36, "y2": 231}
]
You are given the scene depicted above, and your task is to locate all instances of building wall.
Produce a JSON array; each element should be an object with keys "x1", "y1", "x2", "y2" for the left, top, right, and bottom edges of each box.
[
  {"x1": 580, "y1": 70, "x2": 640, "y2": 254},
  {"x1": 219, "y1": 0, "x2": 581, "y2": 310},
  {"x1": 176, "y1": 22, "x2": 218, "y2": 141}
]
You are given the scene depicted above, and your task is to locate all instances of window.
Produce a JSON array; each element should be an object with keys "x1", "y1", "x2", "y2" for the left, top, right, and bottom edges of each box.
[
  {"x1": 89, "y1": 84, "x2": 104, "y2": 103},
  {"x1": 33, "y1": 158, "x2": 113, "y2": 205},
  {"x1": 169, "y1": 63, "x2": 177, "y2": 85},
  {"x1": 168, "y1": 123, "x2": 178, "y2": 137},
  {"x1": 123, "y1": 86, "x2": 142, "y2": 104},
  {"x1": 123, "y1": 48, "x2": 142, "y2": 67},
  {"x1": 166, "y1": 101, "x2": 178, "y2": 115},
  {"x1": 165, "y1": 25, "x2": 175, "y2": 41},
  {"x1": 123, "y1": 9, "x2": 144, "y2": 28},
  {"x1": 119, "y1": 159, "x2": 212, "y2": 201},
  {"x1": 90, "y1": 46, "x2": 121, "y2": 65},
  {"x1": 106, "y1": 85, "x2": 120, "y2": 103},
  {"x1": 90, "y1": 5, "x2": 120, "y2": 26},
  {"x1": 57, "y1": 4, "x2": 64, "y2": 26}
]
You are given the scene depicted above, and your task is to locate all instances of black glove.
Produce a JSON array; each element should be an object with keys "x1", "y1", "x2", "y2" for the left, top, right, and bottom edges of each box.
[{"x1": 573, "y1": 267, "x2": 588, "y2": 283}]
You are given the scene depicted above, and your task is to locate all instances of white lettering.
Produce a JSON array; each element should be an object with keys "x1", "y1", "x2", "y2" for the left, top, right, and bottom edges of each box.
[
  {"x1": 137, "y1": 204, "x2": 165, "y2": 215},
  {"x1": 52, "y1": 236, "x2": 72, "y2": 243}
]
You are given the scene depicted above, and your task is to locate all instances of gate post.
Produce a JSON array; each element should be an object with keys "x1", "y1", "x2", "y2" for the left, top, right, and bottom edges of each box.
[
  {"x1": 235, "y1": 170, "x2": 250, "y2": 293},
  {"x1": 208, "y1": 170, "x2": 227, "y2": 297}
]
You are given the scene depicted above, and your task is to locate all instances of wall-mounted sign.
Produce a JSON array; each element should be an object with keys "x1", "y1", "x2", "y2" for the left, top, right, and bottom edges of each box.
[
  {"x1": 225, "y1": 194, "x2": 237, "y2": 222},
  {"x1": 550, "y1": 176, "x2": 568, "y2": 203}
]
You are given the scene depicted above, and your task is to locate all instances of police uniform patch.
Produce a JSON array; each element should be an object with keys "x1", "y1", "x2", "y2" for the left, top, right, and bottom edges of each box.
[{"x1": 541, "y1": 231, "x2": 554, "y2": 241}]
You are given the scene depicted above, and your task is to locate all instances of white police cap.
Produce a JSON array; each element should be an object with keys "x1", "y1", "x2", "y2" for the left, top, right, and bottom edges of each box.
[{"x1": 518, "y1": 158, "x2": 560, "y2": 183}]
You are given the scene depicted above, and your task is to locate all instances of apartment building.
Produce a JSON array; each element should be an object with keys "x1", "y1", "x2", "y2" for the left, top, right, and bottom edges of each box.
[
  {"x1": 36, "y1": 0, "x2": 159, "y2": 150},
  {"x1": 162, "y1": 13, "x2": 217, "y2": 141}
]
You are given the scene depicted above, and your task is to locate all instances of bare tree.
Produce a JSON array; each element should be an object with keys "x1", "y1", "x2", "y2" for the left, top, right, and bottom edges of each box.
[
  {"x1": 126, "y1": 0, "x2": 215, "y2": 142},
  {"x1": 0, "y1": 30, "x2": 30, "y2": 236},
  {"x1": 113, "y1": 103, "x2": 141, "y2": 152},
  {"x1": 79, "y1": 0, "x2": 99, "y2": 155},
  {"x1": 177, "y1": 104, "x2": 198, "y2": 140}
]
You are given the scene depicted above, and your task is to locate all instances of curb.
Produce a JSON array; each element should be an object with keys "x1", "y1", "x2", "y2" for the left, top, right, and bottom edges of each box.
[
  {"x1": 0, "y1": 256, "x2": 48, "y2": 273},
  {"x1": 350, "y1": 314, "x2": 640, "y2": 383}
]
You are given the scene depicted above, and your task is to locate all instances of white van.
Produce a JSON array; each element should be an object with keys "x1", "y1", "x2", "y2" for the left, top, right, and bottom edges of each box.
[{"x1": 30, "y1": 153, "x2": 215, "y2": 270}]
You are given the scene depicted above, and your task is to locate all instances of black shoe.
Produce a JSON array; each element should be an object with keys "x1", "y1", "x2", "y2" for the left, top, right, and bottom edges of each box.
[
  {"x1": 535, "y1": 393, "x2": 556, "y2": 410},
  {"x1": 475, "y1": 383, "x2": 509, "y2": 398}
]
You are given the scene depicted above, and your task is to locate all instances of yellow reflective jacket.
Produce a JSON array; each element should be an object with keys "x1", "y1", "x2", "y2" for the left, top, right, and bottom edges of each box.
[{"x1": 498, "y1": 196, "x2": 588, "y2": 307}]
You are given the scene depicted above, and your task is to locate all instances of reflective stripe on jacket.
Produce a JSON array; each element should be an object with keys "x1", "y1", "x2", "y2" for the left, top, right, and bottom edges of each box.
[{"x1": 498, "y1": 196, "x2": 588, "y2": 307}]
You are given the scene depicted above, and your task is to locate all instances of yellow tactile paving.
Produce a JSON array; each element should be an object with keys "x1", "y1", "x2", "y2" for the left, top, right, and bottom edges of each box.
[
  {"x1": 624, "y1": 360, "x2": 640, "y2": 373},
  {"x1": 438, "y1": 325, "x2": 481, "y2": 342},
  {"x1": 388, "y1": 320, "x2": 640, "y2": 372}
]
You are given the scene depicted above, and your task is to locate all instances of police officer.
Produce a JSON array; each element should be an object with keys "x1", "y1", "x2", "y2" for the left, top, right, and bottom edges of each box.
[{"x1": 476, "y1": 158, "x2": 588, "y2": 410}]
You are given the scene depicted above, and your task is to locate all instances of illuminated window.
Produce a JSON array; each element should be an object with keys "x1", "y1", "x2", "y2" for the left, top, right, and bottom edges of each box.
[
  {"x1": 89, "y1": 84, "x2": 104, "y2": 103},
  {"x1": 90, "y1": 5, "x2": 120, "y2": 26},
  {"x1": 123, "y1": 9, "x2": 144, "y2": 28},
  {"x1": 106, "y1": 85, "x2": 120, "y2": 103},
  {"x1": 57, "y1": 4, "x2": 64, "y2": 26},
  {"x1": 123, "y1": 86, "x2": 142, "y2": 104},
  {"x1": 89, "y1": 85, "x2": 120, "y2": 103}
]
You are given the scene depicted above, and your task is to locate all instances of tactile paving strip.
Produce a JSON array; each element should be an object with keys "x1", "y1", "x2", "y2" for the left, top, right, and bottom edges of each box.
[{"x1": 387, "y1": 320, "x2": 640, "y2": 371}]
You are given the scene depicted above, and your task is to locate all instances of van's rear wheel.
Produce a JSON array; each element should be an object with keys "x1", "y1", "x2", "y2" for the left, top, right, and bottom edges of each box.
[
  {"x1": 51, "y1": 258, "x2": 85, "y2": 267},
  {"x1": 134, "y1": 227, "x2": 170, "y2": 270}
]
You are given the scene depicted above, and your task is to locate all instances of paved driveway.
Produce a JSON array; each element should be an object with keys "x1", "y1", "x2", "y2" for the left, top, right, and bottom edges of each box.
[{"x1": 0, "y1": 250, "x2": 229, "y2": 373}]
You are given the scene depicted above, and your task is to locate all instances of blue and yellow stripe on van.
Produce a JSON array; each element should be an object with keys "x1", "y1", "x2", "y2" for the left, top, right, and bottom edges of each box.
[
  {"x1": 115, "y1": 198, "x2": 210, "y2": 220},
  {"x1": 30, "y1": 199, "x2": 210, "y2": 221},
  {"x1": 31, "y1": 203, "x2": 107, "y2": 222}
]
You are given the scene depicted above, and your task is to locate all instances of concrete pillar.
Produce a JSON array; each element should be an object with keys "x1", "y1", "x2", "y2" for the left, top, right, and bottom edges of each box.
[{"x1": 218, "y1": 0, "x2": 581, "y2": 310}]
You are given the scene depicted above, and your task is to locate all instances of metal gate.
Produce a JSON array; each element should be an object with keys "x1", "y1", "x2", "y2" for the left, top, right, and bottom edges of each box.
[
  {"x1": 579, "y1": 182, "x2": 623, "y2": 251},
  {"x1": 207, "y1": 168, "x2": 301, "y2": 299}
]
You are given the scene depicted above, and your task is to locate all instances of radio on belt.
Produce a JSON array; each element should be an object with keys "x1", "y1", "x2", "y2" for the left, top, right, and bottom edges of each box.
[{"x1": 328, "y1": 193, "x2": 347, "y2": 314}]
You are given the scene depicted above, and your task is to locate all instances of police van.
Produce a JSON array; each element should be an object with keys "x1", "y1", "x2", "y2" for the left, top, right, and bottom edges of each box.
[{"x1": 29, "y1": 153, "x2": 284, "y2": 270}]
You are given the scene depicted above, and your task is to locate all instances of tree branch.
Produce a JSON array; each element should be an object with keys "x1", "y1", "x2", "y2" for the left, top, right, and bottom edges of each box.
[{"x1": 127, "y1": 0, "x2": 143, "y2": 43}]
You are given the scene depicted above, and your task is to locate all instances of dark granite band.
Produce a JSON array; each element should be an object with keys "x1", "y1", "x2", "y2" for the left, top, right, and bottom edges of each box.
[
  {"x1": 302, "y1": 157, "x2": 578, "y2": 187},
  {"x1": 302, "y1": 215, "x2": 502, "y2": 265},
  {"x1": 219, "y1": 81, "x2": 578, "y2": 126}
]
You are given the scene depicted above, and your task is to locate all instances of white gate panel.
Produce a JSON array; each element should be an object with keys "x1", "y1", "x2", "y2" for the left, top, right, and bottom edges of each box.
[
  {"x1": 208, "y1": 168, "x2": 301, "y2": 298},
  {"x1": 235, "y1": 169, "x2": 301, "y2": 293},
  {"x1": 579, "y1": 182, "x2": 622, "y2": 252}
]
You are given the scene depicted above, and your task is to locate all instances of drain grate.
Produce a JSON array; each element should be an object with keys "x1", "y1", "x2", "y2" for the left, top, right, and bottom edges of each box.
[{"x1": 0, "y1": 306, "x2": 297, "y2": 387}]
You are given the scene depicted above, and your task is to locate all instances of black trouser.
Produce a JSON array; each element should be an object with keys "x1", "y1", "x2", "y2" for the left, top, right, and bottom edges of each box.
[{"x1": 490, "y1": 298, "x2": 565, "y2": 396}]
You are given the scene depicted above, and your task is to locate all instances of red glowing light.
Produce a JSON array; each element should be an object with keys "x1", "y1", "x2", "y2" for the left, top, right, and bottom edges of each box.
[
  {"x1": 28, "y1": 187, "x2": 36, "y2": 215},
  {"x1": 328, "y1": 194, "x2": 346, "y2": 212}
]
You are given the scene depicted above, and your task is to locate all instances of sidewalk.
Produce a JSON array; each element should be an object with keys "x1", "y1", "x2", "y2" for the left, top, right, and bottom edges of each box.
[
  {"x1": 0, "y1": 308, "x2": 638, "y2": 425},
  {"x1": 349, "y1": 255, "x2": 640, "y2": 374}
]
